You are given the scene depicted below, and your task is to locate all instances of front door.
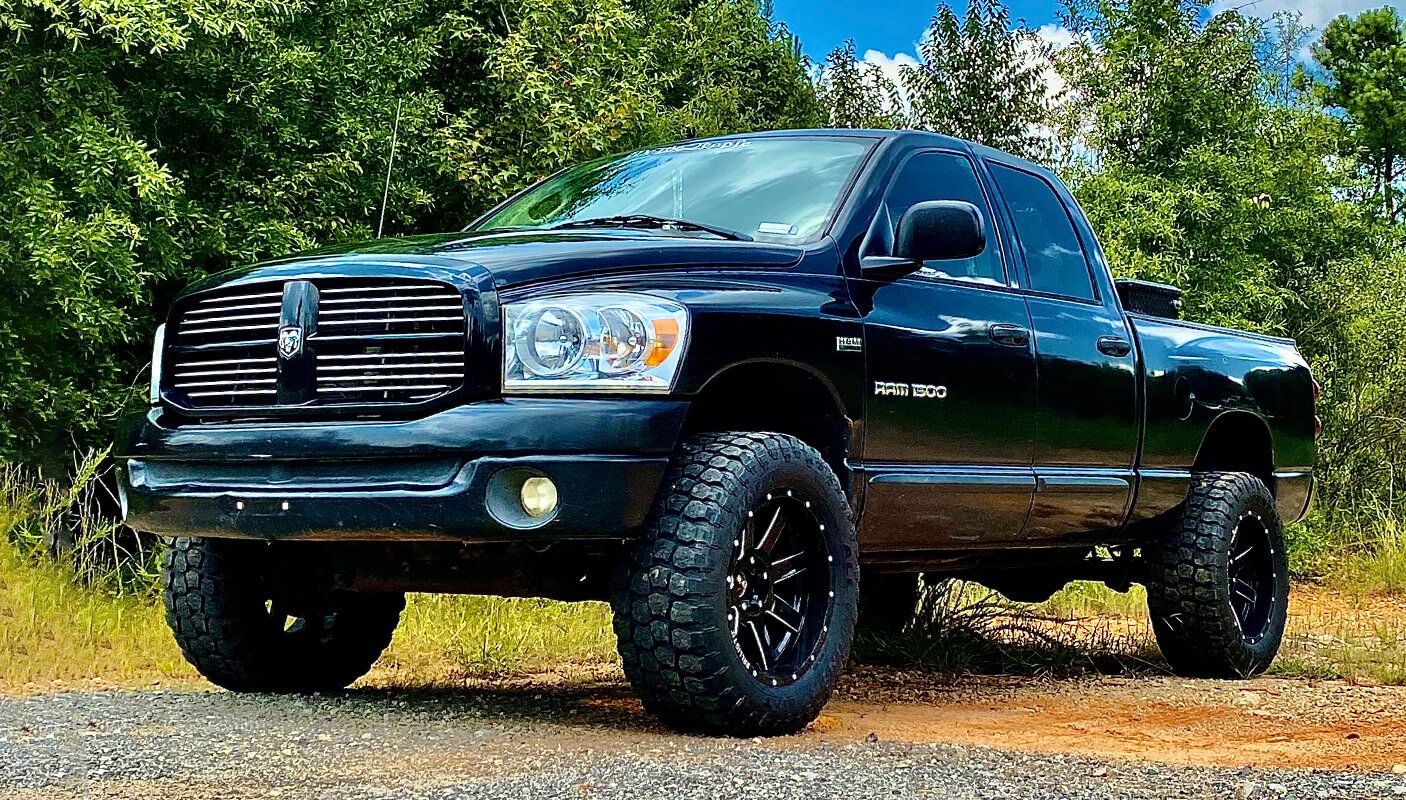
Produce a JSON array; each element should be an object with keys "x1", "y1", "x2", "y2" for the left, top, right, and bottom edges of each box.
[{"x1": 854, "y1": 150, "x2": 1038, "y2": 551}]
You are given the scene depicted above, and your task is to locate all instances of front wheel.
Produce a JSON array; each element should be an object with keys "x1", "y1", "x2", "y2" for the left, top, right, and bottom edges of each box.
[
  {"x1": 1145, "y1": 472, "x2": 1289, "y2": 678},
  {"x1": 613, "y1": 432, "x2": 859, "y2": 737},
  {"x1": 163, "y1": 538, "x2": 404, "y2": 692}
]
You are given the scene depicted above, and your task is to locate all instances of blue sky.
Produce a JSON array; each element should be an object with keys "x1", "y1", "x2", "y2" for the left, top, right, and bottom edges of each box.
[{"x1": 771, "y1": 0, "x2": 1401, "y2": 66}]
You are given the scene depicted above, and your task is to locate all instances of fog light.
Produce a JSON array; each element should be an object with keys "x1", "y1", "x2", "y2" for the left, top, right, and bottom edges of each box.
[{"x1": 521, "y1": 476, "x2": 558, "y2": 519}]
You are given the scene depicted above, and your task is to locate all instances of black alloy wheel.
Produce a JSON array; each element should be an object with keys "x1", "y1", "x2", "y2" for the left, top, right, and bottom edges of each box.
[
  {"x1": 1227, "y1": 510, "x2": 1278, "y2": 644},
  {"x1": 726, "y1": 489, "x2": 831, "y2": 687}
]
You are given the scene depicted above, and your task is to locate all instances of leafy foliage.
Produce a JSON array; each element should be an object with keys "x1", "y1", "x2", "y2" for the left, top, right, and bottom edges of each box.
[
  {"x1": 1314, "y1": 7, "x2": 1406, "y2": 222},
  {"x1": 816, "y1": 40, "x2": 903, "y2": 129},
  {"x1": 902, "y1": 0, "x2": 1053, "y2": 157},
  {"x1": 0, "y1": 0, "x2": 819, "y2": 465}
]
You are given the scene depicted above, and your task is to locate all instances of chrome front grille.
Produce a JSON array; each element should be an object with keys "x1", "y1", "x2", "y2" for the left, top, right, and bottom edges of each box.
[{"x1": 163, "y1": 277, "x2": 468, "y2": 411}]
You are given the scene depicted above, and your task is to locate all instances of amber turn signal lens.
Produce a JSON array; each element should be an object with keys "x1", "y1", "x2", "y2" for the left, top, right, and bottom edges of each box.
[{"x1": 645, "y1": 318, "x2": 680, "y2": 367}]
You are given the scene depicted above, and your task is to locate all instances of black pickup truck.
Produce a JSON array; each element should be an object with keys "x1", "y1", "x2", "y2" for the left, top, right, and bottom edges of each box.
[{"x1": 117, "y1": 130, "x2": 1317, "y2": 736}]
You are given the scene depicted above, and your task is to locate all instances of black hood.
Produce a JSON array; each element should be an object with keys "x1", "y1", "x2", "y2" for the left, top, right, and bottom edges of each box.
[{"x1": 184, "y1": 229, "x2": 807, "y2": 296}]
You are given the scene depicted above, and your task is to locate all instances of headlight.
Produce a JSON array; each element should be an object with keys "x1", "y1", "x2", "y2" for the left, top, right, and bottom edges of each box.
[
  {"x1": 503, "y1": 293, "x2": 688, "y2": 393},
  {"x1": 148, "y1": 324, "x2": 166, "y2": 405}
]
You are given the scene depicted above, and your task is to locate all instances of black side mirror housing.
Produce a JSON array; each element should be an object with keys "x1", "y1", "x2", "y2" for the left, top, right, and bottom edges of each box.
[
  {"x1": 862, "y1": 200, "x2": 987, "y2": 277},
  {"x1": 895, "y1": 200, "x2": 986, "y2": 263}
]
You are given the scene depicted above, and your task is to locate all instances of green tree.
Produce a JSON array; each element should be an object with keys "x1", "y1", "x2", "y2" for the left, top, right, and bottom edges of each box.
[
  {"x1": 1314, "y1": 7, "x2": 1406, "y2": 222},
  {"x1": 0, "y1": 0, "x2": 820, "y2": 467},
  {"x1": 817, "y1": 40, "x2": 902, "y2": 129},
  {"x1": 901, "y1": 0, "x2": 1053, "y2": 157},
  {"x1": 1058, "y1": 0, "x2": 1406, "y2": 560}
]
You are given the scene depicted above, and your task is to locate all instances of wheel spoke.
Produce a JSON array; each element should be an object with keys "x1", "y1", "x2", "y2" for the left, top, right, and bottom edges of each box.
[
  {"x1": 748, "y1": 621, "x2": 769, "y2": 670},
  {"x1": 771, "y1": 550, "x2": 804, "y2": 570},
  {"x1": 774, "y1": 594, "x2": 801, "y2": 617},
  {"x1": 1232, "y1": 544, "x2": 1255, "y2": 564},
  {"x1": 773, "y1": 566, "x2": 806, "y2": 585},
  {"x1": 757, "y1": 506, "x2": 784, "y2": 552},
  {"x1": 765, "y1": 603, "x2": 801, "y2": 633}
]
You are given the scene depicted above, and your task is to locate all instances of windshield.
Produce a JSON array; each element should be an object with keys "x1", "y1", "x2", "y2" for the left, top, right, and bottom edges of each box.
[{"x1": 473, "y1": 137, "x2": 873, "y2": 244}]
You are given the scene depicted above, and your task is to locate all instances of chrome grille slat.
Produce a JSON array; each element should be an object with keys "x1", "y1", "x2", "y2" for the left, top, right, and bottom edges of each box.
[
  {"x1": 180, "y1": 311, "x2": 282, "y2": 327},
  {"x1": 192, "y1": 290, "x2": 282, "y2": 305},
  {"x1": 313, "y1": 332, "x2": 461, "y2": 341},
  {"x1": 319, "y1": 305, "x2": 463, "y2": 315},
  {"x1": 185, "y1": 301, "x2": 282, "y2": 316},
  {"x1": 165, "y1": 278, "x2": 467, "y2": 411},
  {"x1": 173, "y1": 367, "x2": 278, "y2": 378},
  {"x1": 314, "y1": 384, "x2": 453, "y2": 393},
  {"x1": 171, "y1": 356, "x2": 278, "y2": 369},
  {"x1": 176, "y1": 323, "x2": 279, "y2": 337},
  {"x1": 321, "y1": 373, "x2": 462, "y2": 383},
  {"x1": 319, "y1": 316, "x2": 462, "y2": 326},
  {"x1": 318, "y1": 351, "x2": 461, "y2": 361},
  {"x1": 319, "y1": 294, "x2": 455, "y2": 305},
  {"x1": 318, "y1": 362, "x2": 461, "y2": 372},
  {"x1": 319, "y1": 285, "x2": 458, "y2": 296},
  {"x1": 174, "y1": 378, "x2": 278, "y2": 388}
]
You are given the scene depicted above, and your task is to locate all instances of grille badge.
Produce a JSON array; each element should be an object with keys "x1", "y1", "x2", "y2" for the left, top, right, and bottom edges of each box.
[{"x1": 278, "y1": 326, "x2": 304, "y2": 358}]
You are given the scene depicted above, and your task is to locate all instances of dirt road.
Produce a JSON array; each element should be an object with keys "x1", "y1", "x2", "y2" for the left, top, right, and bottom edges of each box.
[{"x1": 3, "y1": 669, "x2": 1406, "y2": 799}]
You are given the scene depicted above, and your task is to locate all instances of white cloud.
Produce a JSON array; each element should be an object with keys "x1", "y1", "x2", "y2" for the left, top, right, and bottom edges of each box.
[
  {"x1": 1035, "y1": 22, "x2": 1078, "y2": 50},
  {"x1": 1211, "y1": 0, "x2": 1397, "y2": 28},
  {"x1": 860, "y1": 48, "x2": 920, "y2": 92}
]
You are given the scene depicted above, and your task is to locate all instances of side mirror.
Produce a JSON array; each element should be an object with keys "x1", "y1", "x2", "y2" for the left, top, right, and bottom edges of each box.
[{"x1": 894, "y1": 200, "x2": 986, "y2": 263}]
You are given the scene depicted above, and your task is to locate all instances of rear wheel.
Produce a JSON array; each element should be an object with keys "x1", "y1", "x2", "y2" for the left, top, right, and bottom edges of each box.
[
  {"x1": 163, "y1": 537, "x2": 404, "y2": 692},
  {"x1": 613, "y1": 432, "x2": 859, "y2": 736},
  {"x1": 1145, "y1": 472, "x2": 1289, "y2": 678}
]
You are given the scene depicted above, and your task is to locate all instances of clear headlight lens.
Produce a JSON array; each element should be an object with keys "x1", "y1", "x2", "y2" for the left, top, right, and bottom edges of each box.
[
  {"x1": 148, "y1": 323, "x2": 166, "y2": 405},
  {"x1": 503, "y1": 293, "x2": 688, "y2": 393}
]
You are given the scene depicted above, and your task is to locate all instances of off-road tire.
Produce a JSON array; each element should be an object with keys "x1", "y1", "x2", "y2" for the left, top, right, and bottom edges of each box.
[
  {"x1": 1145, "y1": 472, "x2": 1289, "y2": 678},
  {"x1": 857, "y1": 572, "x2": 920, "y2": 634},
  {"x1": 613, "y1": 432, "x2": 859, "y2": 737},
  {"x1": 163, "y1": 537, "x2": 404, "y2": 692}
]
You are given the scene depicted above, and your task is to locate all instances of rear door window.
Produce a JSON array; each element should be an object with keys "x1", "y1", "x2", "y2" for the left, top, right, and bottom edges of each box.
[{"x1": 989, "y1": 164, "x2": 1096, "y2": 302}]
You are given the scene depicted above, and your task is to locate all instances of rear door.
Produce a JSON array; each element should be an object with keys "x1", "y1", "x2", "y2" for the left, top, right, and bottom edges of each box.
[
  {"x1": 985, "y1": 161, "x2": 1139, "y2": 542},
  {"x1": 855, "y1": 149, "x2": 1037, "y2": 551}
]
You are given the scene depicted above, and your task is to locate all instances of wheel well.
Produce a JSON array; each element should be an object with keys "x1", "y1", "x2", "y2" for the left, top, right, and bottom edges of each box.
[
  {"x1": 1192, "y1": 411, "x2": 1276, "y2": 494},
  {"x1": 682, "y1": 363, "x2": 852, "y2": 484}
]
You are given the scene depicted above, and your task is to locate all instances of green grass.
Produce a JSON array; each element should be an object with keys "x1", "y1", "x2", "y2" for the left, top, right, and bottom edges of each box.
[
  {"x1": 0, "y1": 537, "x2": 191, "y2": 690},
  {"x1": 373, "y1": 594, "x2": 617, "y2": 686}
]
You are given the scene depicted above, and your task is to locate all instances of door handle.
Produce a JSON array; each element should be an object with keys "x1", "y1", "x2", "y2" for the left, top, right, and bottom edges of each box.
[
  {"x1": 1096, "y1": 336, "x2": 1132, "y2": 357},
  {"x1": 988, "y1": 324, "x2": 1030, "y2": 348}
]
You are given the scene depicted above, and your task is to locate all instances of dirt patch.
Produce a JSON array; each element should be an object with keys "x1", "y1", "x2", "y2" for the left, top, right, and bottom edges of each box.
[{"x1": 815, "y1": 670, "x2": 1406, "y2": 772}]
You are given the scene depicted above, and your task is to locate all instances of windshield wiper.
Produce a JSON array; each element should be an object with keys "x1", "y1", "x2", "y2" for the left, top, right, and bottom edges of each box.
[{"x1": 550, "y1": 214, "x2": 752, "y2": 241}]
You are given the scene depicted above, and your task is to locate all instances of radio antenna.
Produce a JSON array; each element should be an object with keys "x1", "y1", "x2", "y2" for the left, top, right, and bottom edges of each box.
[{"x1": 376, "y1": 98, "x2": 403, "y2": 238}]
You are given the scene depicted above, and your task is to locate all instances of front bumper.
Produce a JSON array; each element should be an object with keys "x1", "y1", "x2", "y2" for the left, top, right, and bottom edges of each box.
[{"x1": 116, "y1": 398, "x2": 689, "y2": 542}]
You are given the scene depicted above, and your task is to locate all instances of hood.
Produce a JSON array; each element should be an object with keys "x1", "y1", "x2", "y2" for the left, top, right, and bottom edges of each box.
[{"x1": 184, "y1": 229, "x2": 807, "y2": 296}]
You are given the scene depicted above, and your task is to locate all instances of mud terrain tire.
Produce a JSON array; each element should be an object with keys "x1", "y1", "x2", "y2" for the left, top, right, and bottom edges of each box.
[
  {"x1": 613, "y1": 432, "x2": 859, "y2": 737},
  {"x1": 1145, "y1": 472, "x2": 1289, "y2": 678},
  {"x1": 163, "y1": 537, "x2": 404, "y2": 692}
]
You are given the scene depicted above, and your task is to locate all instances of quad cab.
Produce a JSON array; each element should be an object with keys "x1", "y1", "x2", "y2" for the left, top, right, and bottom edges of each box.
[{"x1": 118, "y1": 131, "x2": 1317, "y2": 735}]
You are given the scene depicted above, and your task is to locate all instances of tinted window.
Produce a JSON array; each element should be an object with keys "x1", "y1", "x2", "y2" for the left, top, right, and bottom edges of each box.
[
  {"x1": 874, "y1": 152, "x2": 1004, "y2": 285},
  {"x1": 989, "y1": 164, "x2": 1095, "y2": 301}
]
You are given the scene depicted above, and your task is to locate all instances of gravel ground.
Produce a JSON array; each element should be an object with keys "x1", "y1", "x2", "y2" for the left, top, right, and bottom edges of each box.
[{"x1": 2, "y1": 687, "x2": 1405, "y2": 800}]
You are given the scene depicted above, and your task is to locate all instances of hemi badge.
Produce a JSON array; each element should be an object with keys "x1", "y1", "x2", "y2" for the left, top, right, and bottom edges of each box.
[{"x1": 836, "y1": 336, "x2": 863, "y2": 353}]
